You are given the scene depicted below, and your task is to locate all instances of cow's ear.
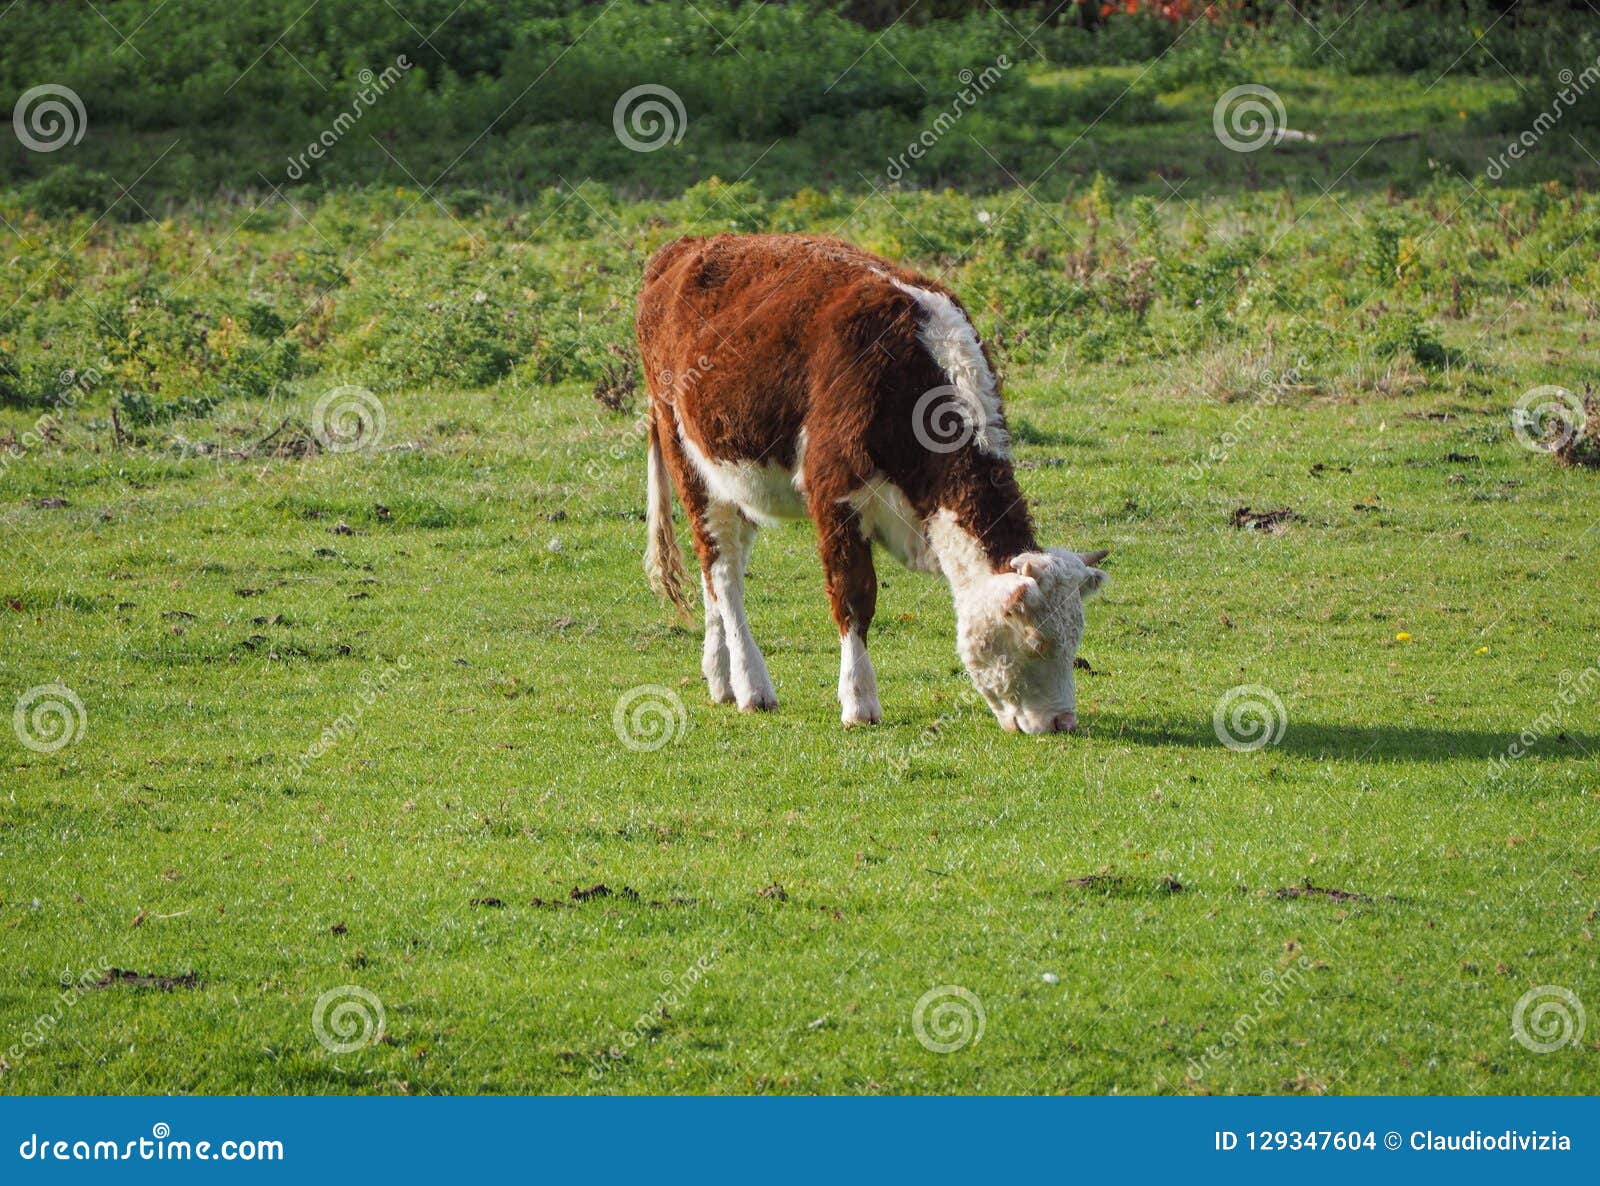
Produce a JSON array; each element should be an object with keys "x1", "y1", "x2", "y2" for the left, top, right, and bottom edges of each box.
[
  {"x1": 1079, "y1": 566, "x2": 1109, "y2": 600},
  {"x1": 1009, "y1": 553, "x2": 1048, "y2": 579},
  {"x1": 1000, "y1": 575, "x2": 1037, "y2": 616}
]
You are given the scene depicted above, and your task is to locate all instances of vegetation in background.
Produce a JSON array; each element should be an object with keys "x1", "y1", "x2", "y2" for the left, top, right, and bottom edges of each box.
[{"x1": 2, "y1": 1, "x2": 1597, "y2": 1095}]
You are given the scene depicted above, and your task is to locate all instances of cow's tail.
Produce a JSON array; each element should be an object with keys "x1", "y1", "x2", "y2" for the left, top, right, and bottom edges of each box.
[{"x1": 645, "y1": 405, "x2": 693, "y2": 621}]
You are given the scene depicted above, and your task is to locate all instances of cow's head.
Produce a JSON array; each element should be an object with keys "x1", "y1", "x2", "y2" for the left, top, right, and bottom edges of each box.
[{"x1": 956, "y1": 548, "x2": 1108, "y2": 734}]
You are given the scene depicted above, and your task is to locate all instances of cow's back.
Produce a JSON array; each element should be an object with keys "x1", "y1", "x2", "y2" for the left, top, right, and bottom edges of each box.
[{"x1": 637, "y1": 234, "x2": 953, "y2": 477}]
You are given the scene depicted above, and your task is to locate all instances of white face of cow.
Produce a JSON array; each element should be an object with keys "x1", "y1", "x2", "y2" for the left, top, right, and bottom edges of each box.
[{"x1": 955, "y1": 548, "x2": 1108, "y2": 734}]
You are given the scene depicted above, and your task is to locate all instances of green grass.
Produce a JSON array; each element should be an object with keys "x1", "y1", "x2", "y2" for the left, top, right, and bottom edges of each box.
[
  {"x1": 4, "y1": 326, "x2": 1598, "y2": 1094},
  {"x1": 3, "y1": 46, "x2": 1599, "y2": 1094}
]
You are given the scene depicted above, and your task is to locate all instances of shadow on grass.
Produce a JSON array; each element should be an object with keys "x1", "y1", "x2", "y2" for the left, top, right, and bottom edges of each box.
[{"x1": 1096, "y1": 717, "x2": 1595, "y2": 765}]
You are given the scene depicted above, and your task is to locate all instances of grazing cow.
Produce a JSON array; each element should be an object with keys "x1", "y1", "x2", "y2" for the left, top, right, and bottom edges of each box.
[{"x1": 637, "y1": 233, "x2": 1108, "y2": 734}]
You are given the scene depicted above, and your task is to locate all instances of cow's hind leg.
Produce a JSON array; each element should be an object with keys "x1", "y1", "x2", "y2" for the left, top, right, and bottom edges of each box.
[
  {"x1": 704, "y1": 502, "x2": 777, "y2": 712},
  {"x1": 815, "y1": 501, "x2": 881, "y2": 725},
  {"x1": 652, "y1": 401, "x2": 735, "y2": 704},
  {"x1": 699, "y1": 571, "x2": 733, "y2": 703}
]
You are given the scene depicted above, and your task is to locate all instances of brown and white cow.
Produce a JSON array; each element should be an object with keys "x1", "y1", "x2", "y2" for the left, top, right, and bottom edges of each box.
[{"x1": 636, "y1": 233, "x2": 1108, "y2": 734}]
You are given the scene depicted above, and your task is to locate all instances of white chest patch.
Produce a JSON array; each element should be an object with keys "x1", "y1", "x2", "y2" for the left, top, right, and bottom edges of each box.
[
  {"x1": 846, "y1": 478, "x2": 937, "y2": 572},
  {"x1": 680, "y1": 429, "x2": 808, "y2": 526}
]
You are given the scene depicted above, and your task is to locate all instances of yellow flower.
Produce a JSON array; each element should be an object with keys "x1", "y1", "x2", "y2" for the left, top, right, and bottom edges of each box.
[
  {"x1": 1476, "y1": 646, "x2": 1489, "y2": 654},
  {"x1": 1395, "y1": 632, "x2": 1412, "y2": 642}
]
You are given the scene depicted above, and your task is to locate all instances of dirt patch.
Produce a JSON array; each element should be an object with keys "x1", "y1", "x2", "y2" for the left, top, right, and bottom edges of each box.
[
  {"x1": 31, "y1": 497, "x2": 70, "y2": 509},
  {"x1": 1065, "y1": 874, "x2": 1182, "y2": 896},
  {"x1": 470, "y1": 897, "x2": 506, "y2": 909},
  {"x1": 1073, "y1": 656, "x2": 1097, "y2": 674},
  {"x1": 93, "y1": 969, "x2": 198, "y2": 991},
  {"x1": 1555, "y1": 391, "x2": 1600, "y2": 469},
  {"x1": 569, "y1": 883, "x2": 640, "y2": 904},
  {"x1": 1273, "y1": 879, "x2": 1370, "y2": 904},
  {"x1": 1230, "y1": 506, "x2": 1300, "y2": 532},
  {"x1": 1442, "y1": 451, "x2": 1479, "y2": 464},
  {"x1": 758, "y1": 882, "x2": 788, "y2": 902},
  {"x1": 241, "y1": 418, "x2": 322, "y2": 460},
  {"x1": 592, "y1": 343, "x2": 638, "y2": 413}
]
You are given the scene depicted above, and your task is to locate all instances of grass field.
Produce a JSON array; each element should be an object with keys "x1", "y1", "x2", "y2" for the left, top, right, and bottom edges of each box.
[{"x1": 3, "y1": 9, "x2": 1600, "y2": 1094}]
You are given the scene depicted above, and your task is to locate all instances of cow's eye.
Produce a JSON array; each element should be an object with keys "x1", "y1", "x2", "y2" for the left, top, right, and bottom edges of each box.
[{"x1": 1024, "y1": 630, "x2": 1051, "y2": 657}]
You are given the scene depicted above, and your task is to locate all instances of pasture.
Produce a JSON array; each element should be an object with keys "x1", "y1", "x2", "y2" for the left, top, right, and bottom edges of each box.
[{"x1": 2, "y1": 2, "x2": 1599, "y2": 1094}]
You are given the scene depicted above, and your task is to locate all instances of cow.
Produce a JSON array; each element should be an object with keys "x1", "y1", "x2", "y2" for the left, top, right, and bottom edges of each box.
[{"x1": 636, "y1": 233, "x2": 1108, "y2": 734}]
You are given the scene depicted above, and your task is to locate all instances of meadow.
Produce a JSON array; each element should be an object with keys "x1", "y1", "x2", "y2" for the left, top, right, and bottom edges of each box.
[{"x1": 2, "y1": 1, "x2": 1598, "y2": 1094}]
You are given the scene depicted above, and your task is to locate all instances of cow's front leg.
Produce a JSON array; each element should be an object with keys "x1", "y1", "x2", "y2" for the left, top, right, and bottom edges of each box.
[
  {"x1": 817, "y1": 504, "x2": 881, "y2": 726},
  {"x1": 706, "y1": 504, "x2": 777, "y2": 712}
]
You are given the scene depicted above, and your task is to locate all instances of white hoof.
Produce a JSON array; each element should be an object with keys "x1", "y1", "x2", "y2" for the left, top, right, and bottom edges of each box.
[
  {"x1": 739, "y1": 689, "x2": 779, "y2": 713},
  {"x1": 841, "y1": 703, "x2": 882, "y2": 726}
]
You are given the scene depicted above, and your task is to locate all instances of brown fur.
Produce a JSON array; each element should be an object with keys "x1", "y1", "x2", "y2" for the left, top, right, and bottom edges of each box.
[{"x1": 637, "y1": 233, "x2": 1038, "y2": 641}]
